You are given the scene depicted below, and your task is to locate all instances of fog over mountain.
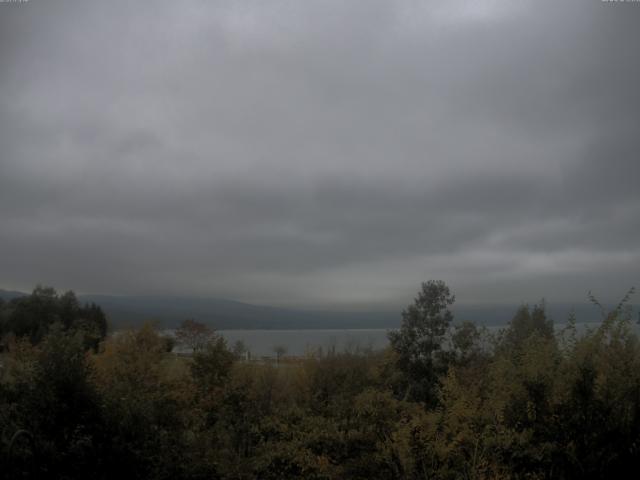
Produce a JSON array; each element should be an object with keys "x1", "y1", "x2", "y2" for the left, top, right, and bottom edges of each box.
[
  {"x1": 1, "y1": 0, "x2": 638, "y2": 310},
  {"x1": 1, "y1": 289, "x2": 626, "y2": 330}
]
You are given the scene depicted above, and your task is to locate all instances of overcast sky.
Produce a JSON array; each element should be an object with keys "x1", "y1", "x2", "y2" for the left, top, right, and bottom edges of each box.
[{"x1": 1, "y1": 0, "x2": 638, "y2": 309}]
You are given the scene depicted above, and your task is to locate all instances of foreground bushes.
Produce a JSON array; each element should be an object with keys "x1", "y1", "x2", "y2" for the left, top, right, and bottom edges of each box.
[{"x1": 1, "y1": 286, "x2": 639, "y2": 479}]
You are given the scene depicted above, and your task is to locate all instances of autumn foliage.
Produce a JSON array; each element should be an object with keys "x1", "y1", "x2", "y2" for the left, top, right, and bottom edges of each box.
[{"x1": 1, "y1": 284, "x2": 639, "y2": 479}]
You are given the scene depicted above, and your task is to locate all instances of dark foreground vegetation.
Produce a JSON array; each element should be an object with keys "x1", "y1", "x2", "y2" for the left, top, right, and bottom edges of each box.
[{"x1": 1, "y1": 282, "x2": 639, "y2": 479}]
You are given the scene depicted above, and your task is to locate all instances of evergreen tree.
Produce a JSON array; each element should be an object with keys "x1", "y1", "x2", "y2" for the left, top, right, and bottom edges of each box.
[{"x1": 388, "y1": 280, "x2": 455, "y2": 405}]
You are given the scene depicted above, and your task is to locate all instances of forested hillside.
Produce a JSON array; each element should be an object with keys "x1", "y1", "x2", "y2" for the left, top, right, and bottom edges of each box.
[{"x1": 1, "y1": 282, "x2": 639, "y2": 479}]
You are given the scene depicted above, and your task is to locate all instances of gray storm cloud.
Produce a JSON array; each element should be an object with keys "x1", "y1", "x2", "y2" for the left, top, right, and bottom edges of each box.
[{"x1": 1, "y1": 0, "x2": 638, "y2": 308}]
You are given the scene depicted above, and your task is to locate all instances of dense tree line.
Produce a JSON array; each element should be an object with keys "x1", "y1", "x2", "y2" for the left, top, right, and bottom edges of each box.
[
  {"x1": 1, "y1": 282, "x2": 639, "y2": 479},
  {"x1": 0, "y1": 286, "x2": 107, "y2": 350}
]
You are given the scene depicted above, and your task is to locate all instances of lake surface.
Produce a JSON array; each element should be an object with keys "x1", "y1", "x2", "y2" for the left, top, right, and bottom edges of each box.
[
  {"x1": 217, "y1": 329, "x2": 390, "y2": 357},
  {"x1": 169, "y1": 321, "x2": 635, "y2": 358}
]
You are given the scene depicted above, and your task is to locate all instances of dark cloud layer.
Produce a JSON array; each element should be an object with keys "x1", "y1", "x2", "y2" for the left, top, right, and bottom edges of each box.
[{"x1": 1, "y1": 0, "x2": 639, "y2": 308}]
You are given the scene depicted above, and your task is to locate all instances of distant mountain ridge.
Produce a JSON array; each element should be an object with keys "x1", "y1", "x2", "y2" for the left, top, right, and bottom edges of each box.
[
  {"x1": 0, "y1": 289, "x2": 27, "y2": 301},
  {"x1": 0, "y1": 289, "x2": 397, "y2": 329},
  {"x1": 74, "y1": 294, "x2": 399, "y2": 330},
  {"x1": 0, "y1": 288, "x2": 632, "y2": 330}
]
